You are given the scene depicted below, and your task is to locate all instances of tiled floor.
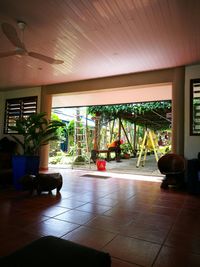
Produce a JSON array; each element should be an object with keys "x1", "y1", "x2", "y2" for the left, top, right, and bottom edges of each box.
[{"x1": 0, "y1": 169, "x2": 200, "y2": 267}]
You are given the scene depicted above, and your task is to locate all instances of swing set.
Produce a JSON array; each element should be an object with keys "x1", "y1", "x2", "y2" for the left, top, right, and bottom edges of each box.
[
  {"x1": 136, "y1": 129, "x2": 159, "y2": 168},
  {"x1": 88, "y1": 102, "x2": 171, "y2": 167}
]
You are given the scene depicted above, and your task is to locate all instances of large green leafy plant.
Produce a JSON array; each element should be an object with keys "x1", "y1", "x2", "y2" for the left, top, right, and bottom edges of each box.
[
  {"x1": 9, "y1": 112, "x2": 65, "y2": 156},
  {"x1": 120, "y1": 143, "x2": 132, "y2": 154}
]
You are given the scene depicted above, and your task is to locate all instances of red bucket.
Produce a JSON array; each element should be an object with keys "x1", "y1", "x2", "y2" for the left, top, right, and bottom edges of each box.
[{"x1": 96, "y1": 159, "x2": 106, "y2": 171}]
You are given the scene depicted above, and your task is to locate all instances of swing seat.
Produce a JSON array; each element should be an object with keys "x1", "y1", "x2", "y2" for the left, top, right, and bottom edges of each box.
[{"x1": 158, "y1": 153, "x2": 186, "y2": 189}]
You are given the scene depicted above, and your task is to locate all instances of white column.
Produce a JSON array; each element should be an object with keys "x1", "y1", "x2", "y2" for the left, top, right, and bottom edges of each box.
[{"x1": 39, "y1": 89, "x2": 52, "y2": 170}]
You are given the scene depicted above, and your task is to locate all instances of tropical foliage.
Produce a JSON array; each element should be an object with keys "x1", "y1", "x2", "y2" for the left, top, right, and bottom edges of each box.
[
  {"x1": 120, "y1": 143, "x2": 132, "y2": 154},
  {"x1": 50, "y1": 113, "x2": 68, "y2": 156},
  {"x1": 88, "y1": 101, "x2": 171, "y2": 116},
  {"x1": 9, "y1": 112, "x2": 65, "y2": 156},
  {"x1": 87, "y1": 101, "x2": 171, "y2": 130}
]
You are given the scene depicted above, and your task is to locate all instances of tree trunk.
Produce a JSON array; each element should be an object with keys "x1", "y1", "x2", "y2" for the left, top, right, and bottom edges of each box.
[
  {"x1": 93, "y1": 113, "x2": 100, "y2": 150},
  {"x1": 75, "y1": 108, "x2": 82, "y2": 156}
]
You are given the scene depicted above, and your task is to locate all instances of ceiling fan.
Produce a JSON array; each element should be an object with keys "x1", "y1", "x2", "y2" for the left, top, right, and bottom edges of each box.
[{"x1": 0, "y1": 21, "x2": 64, "y2": 64}]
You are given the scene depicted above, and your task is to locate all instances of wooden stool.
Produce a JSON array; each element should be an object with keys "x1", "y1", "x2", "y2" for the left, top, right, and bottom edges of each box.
[
  {"x1": 20, "y1": 173, "x2": 63, "y2": 195},
  {"x1": 37, "y1": 173, "x2": 63, "y2": 195}
]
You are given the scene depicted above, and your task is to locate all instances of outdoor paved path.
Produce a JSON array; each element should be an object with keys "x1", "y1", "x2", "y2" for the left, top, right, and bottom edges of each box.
[{"x1": 49, "y1": 155, "x2": 163, "y2": 177}]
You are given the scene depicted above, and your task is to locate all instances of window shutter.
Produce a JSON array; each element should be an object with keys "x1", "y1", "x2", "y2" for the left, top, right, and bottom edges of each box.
[{"x1": 4, "y1": 96, "x2": 38, "y2": 134}]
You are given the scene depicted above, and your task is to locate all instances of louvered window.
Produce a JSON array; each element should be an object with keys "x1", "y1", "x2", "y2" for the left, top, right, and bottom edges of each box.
[{"x1": 4, "y1": 96, "x2": 38, "y2": 134}]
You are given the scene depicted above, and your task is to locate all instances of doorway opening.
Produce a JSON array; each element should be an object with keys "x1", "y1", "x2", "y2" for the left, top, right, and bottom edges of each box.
[{"x1": 50, "y1": 83, "x2": 172, "y2": 176}]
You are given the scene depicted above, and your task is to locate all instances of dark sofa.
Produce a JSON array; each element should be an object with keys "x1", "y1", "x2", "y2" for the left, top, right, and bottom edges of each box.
[{"x1": 0, "y1": 236, "x2": 111, "y2": 267}]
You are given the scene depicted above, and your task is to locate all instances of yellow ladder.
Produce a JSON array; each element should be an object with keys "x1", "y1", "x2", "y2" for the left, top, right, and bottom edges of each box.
[{"x1": 136, "y1": 130, "x2": 159, "y2": 168}]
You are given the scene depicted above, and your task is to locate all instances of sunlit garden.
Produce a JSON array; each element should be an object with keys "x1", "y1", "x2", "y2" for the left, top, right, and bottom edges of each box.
[{"x1": 49, "y1": 101, "x2": 172, "y2": 172}]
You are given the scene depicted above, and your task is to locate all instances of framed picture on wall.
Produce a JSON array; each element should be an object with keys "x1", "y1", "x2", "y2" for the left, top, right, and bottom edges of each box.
[{"x1": 190, "y1": 79, "x2": 200, "y2": 135}]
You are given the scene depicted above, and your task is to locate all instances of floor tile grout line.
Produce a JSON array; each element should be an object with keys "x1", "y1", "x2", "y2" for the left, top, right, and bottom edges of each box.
[
  {"x1": 59, "y1": 224, "x2": 82, "y2": 239},
  {"x1": 111, "y1": 255, "x2": 144, "y2": 267},
  {"x1": 101, "y1": 233, "x2": 161, "y2": 267},
  {"x1": 51, "y1": 215, "x2": 99, "y2": 226},
  {"x1": 150, "y1": 197, "x2": 187, "y2": 267},
  {"x1": 101, "y1": 232, "x2": 119, "y2": 250}
]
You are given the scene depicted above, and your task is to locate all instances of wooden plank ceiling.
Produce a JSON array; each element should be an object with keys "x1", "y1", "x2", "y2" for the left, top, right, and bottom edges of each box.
[{"x1": 0, "y1": 0, "x2": 200, "y2": 90}]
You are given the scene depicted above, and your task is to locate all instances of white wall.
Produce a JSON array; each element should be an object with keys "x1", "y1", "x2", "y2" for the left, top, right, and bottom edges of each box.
[
  {"x1": 0, "y1": 87, "x2": 41, "y2": 138},
  {"x1": 184, "y1": 64, "x2": 200, "y2": 159},
  {"x1": 52, "y1": 83, "x2": 172, "y2": 107}
]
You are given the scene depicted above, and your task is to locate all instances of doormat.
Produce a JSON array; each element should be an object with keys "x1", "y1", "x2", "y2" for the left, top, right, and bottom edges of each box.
[{"x1": 81, "y1": 174, "x2": 111, "y2": 179}]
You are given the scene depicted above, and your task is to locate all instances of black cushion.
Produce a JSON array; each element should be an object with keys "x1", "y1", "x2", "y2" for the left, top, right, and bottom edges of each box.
[{"x1": 0, "y1": 236, "x2": 111, "y2": 267}]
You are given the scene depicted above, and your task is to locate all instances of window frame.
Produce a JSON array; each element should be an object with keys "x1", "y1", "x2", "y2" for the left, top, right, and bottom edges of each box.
[
  {"x1": 190, "y1": 79, "x2": 200, "y2": 136},
  {"x1": 4, "y1": 96, "x2": 38, "y2": 134}
]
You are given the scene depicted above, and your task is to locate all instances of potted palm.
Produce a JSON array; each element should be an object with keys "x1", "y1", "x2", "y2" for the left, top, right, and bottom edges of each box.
[{"x1": 9, "y1": 112, "x2": 65, "y2": 190}]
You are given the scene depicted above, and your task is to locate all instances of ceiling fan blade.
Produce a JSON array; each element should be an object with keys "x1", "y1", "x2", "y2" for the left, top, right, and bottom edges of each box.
[
  {"x1": 1, "y1": 23, "x2": 24, "y2": 49},
  {"x1": 28, "y1": 52, "x2": 64, "y2": 64},
  {"x1": 0, "y1": 50, "x2": 19, "y2": 58}
]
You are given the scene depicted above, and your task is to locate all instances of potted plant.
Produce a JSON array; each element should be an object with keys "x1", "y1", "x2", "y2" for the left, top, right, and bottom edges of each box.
[
  {"x1": 9, "y1": 112, "x2": 65, "y2": 190},
  {"x1": 120, "y1": 143, "x2": 131, "y2": 159}
]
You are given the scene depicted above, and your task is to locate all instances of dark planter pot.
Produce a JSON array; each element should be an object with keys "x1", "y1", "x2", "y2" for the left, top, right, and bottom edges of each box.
[
  {"x1": 123, "y1": 153, "x2": 130, "y2": 159},
  {"x1": 12, "y1": 155, "x2": 40, "y2": 190}
]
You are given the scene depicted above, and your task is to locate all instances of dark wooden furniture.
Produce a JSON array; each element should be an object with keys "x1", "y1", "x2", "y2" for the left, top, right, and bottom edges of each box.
[
  {"x1": 91, "y1": 148, "x2": 121, "y2": 163},
  {"x1": 91, "y1": 149, "x2": 110, "y2": 162},
  {"x1": 20, "y1": 173, "x2": 63, "y2": 195},
  {"x1": 186, "y1": 153, "x2": 200, "y2": 195},
  {"x1": 97, "y1": 150, "x2": 111, "y2": 161}
]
